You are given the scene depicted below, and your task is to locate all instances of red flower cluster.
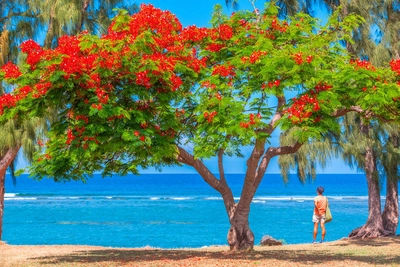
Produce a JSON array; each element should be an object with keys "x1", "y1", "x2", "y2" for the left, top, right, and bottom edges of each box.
[
  {"x1": 20, "y1": 39, "x2": 41, "y2": 54},
  {"x1": 293, "y1": 52, "x2": 303, "y2": 65},
  {"x1": 108, "y1": 114, "x2": 124, "y2": 121},
  {"x1": 108, "y1": 4, "x2": 182, "y2": 41},
  {"x1": 292, "y1": 53, "x2": 313, "y2": 65},
  {"x1": 284, "y1": 94, "x2": 320, "y2": 123},
  {"x1": 390, "y1": 59, "x2": 400, "y2": 96},
  {"x1": 181, "y1": 26, "x2": 209, "y2": 42},
  {"x1": 262, "y1": 79, "x2": 281, "y2": 89},
  {"x1": 66, "y1": 128, "x2": 76, "y2": 145},
  {"x1": 75, "y1": 115, "x2": 89, "y2": 124},
  {"x1": 27, "y1": 51, "x2": 44, "y2": 68},
  {"x1": 97, "y1": 51, "x2": 120, "y2": 70},
  {"x1": 217, "y1": 24, "x2": 233, "y2": 40},
  {"x1": 0, "y1": 93, "x2": 16, "y2": 115},
  {"x1": 16, "y1": 85, "x2": 33, "y2": 99},
  {"x1": 212, "y1": 65, "x2": 235, "y2": 77},
  {"x1": 95, "y1": 88, "x2": 109, "y2": 104},
  {"x1": 33, "y1": 82, "x2": 52, "y2": 98},
  {"x1": 175, "y1": 108, "x2": 186, "y2": 118},
  {"x1": 263, "y1": 29, "x2": 276, "y2": 40},
  {"x1": 241, "y1": 51, "x2": 267, "y2": 64},
  {"x1": 206, "y1": 43, "x2": 225, "y2": 52},
  {"x1": 313, "y1": 82, "x2": 333, "y2": 93},
  {"x1": 143, "y1": 53, "x2": 177, "y2": 72},
  {"x1": 60, "y1": 56, "x2": 82, "y2": 78},
  {"x1": 170, "y1": 75, "x2": 183, "y2": 91},
  {"x1": 186, "y1": 56, "x2": 207, "y2": 73},
  {"x1": 1, "y1": 62, "x2": 22, "y2": 79},
  {"x1": 201, "y1": 81, "x2": 216, "y2": 89},
  {"x1": 156, "y1": 128, "x2": 176, "y2": 138},
  {"x1": 239, "y1": 113, "x2": 261, "y2": 128},
  {"x1": 204, "y1": 110, "x2": 217, "y2": 123},
  {"x1": 20, "y1": 40, "x2": 44, "y2": 69},
  {"x1": 136, "y1": 70, "x2": 152, "y2": 88},
  {"x1": 206, "y1": 24, "x2": 233, "y2": 41},
  {"x1": 351, "y1": 59, "x2": 375, "y2": 71},
  {"x1": 271, "y1": 18, "x2": 288, "y2": 32},
  {"x1": 56, "y1": 36, "x2": 81, "y2": 56},
  {"x1": 390, "y1": 59, "x2": 400, "y2": 75}
]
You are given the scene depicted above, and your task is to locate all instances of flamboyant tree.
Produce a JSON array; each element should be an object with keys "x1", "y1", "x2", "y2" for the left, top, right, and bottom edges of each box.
[{"x1": 0, "y1": 3, "x2": 399, "y2": 250}]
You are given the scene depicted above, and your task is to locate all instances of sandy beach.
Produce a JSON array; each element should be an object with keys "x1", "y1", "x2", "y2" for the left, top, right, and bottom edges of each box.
[{"x1": 1, "y1": 236, "x2": 400, "y2": 266}]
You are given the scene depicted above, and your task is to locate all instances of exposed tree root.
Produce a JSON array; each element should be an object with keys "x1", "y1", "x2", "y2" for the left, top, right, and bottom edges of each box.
[
  {"x1": 227, "y1": 225, "x2": 254, "y2": 251},
  {"x1": 349, "y1": 225, "x2": 393, "y2": 239}
]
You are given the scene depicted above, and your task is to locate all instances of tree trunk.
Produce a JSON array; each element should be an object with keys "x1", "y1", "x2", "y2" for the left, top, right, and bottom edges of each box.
[
  {"x1": 227, "y1": 204, "x2": 254, "y2": 251},
  {"x1": 74, "y1": 0, "x2": 90, "y2": 35},
  {"x1": 381, "y1": 133, "x2": 399, "y2": 235},
  {"x1": 175, "y1": 97, "x2": 297, "y2": 251},
  {"x1": 227, "y1": 140, "x2": 302, "y2": 251},
  {"x1": 177, "y1": 146, "x2": 257, "y2": 251},
  {"x1": 349, "y1": 124, "x2": 390, "y2": 238},
  {"x1": 0, "y1": 146, "x2": 20, "y2": 240},
  {"x1": 382, "y1": 176, "x2": 399, "y2": 235},
  {"x1": 0, "y1": 174, "x2": 4, "y2": 241},
  {"x1": 44, "y1": 6, "x2": 56, "y2": 49}
]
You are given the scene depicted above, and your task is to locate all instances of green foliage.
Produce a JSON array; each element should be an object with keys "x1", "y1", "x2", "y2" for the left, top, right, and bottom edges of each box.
[{"x1": 0, "y1": 3, "x2": 398, "y2": 182}]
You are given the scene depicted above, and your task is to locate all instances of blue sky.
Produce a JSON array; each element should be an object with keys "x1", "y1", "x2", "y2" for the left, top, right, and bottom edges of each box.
[
  {"x1": 131, "y1": 0, "x2": 265, "y2": 28},
  {"x1": 16, "y1": 0, "x2": 357, "y2": 174}
]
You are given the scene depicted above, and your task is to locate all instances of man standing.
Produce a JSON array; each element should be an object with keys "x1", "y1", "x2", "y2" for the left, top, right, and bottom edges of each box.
[{"x1": 312, "y1": 186, "x2": 327, "y2": 243}]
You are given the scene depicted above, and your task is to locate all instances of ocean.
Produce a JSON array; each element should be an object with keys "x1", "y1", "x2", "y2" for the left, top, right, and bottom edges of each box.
[{"x1": 3, "y1": 173, "x2": 398, "y2": 248}]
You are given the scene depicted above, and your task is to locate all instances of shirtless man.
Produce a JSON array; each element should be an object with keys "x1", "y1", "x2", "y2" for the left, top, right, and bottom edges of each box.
[{"x1": 312, "y1": 186, "x2": 327, "y2": 243}]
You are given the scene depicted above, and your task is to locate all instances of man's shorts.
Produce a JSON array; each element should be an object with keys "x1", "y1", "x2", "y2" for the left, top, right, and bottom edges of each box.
[{"x1": 312, "y1": 214, "x2": 326, "y2": 223}]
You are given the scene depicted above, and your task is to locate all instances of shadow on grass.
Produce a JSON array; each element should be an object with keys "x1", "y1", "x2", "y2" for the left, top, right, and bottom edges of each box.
[
  {"x1": 31, "y1": 238, "x2": 400, "y2": 266},
  {"x1": 334, "y1": 235, "x2": 400, "y2": 247}
]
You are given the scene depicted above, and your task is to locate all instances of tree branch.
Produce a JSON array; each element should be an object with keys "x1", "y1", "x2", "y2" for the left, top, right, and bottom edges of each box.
[
  {"x1": 176, "y1": 146, "x2": 222, "y2": 193},
  {"x1": 177, "y1": 146, "x2": 236, "y2": 220},
  {"x1": 0, "y1": 146, "x2": 21, "y2": 178},
  {"x1": 333, "y1": 106, "x2": 398, "y2": 122},
  {"x1": 258, "y1": 95, "x2": 286, "y2": 134},
  {"x1": 218, "y1": 148, "x2": 227, "y2": 185},
  {"x1": 254, "y1": 141, "x2": 302, "y2": 187},
  {"x1": 332, "y1": 106, "x2": 364, "y2": 117}
]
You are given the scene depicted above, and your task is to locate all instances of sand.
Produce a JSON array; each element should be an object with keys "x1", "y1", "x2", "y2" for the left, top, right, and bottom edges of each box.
[{"x1": 1, "y1": 236, "x2": 400, "y2": 266}]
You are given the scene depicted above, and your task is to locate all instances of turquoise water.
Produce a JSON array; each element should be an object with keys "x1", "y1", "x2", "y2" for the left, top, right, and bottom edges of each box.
[{"x1": 3, "y1": 173, "x2": 397, "y2": 248}]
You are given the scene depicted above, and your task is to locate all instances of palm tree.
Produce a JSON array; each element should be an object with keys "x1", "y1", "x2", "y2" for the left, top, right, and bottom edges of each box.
[
  {"x1": 0, "y1": 0, "x2": 40, "y2": 62},
  {"x1": 27, "y1": 0, "x2": 138, "y2": 48}
]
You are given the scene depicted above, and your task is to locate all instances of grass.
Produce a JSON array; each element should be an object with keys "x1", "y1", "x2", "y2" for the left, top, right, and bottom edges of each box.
[{"x1": 1, "y1": 236, "x2": 400, "y2": 266}]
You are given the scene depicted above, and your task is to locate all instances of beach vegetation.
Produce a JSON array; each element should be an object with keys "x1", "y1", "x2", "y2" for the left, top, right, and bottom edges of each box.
[{"x1": 0, "y1": 2, "x2": 399, "y2": 250}]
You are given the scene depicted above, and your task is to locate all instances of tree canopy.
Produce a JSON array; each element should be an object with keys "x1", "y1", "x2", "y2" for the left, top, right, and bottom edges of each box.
[{"x1": 0, "y1": 3, "x2": 398, "y2": 181}]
